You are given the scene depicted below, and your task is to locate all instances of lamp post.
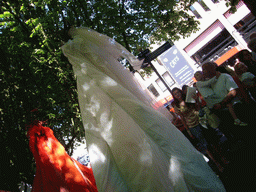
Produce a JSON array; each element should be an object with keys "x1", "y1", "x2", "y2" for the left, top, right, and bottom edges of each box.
[{"x1": 138, "y1": 40, "x2": 174, "y2": 94}]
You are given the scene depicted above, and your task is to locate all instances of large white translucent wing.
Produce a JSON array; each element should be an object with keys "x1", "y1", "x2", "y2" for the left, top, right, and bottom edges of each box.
[{"x1": 61, "y1": 27, "x2": 225, "y2": 192}]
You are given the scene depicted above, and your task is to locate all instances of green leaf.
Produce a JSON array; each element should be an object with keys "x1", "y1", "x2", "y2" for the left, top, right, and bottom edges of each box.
[
  {"x1": 0, "y1": 21, "x2": 7, "y2": 26},
  {"x1": 48, "y1": 113, "x2": 56, "y2": 119},
  {"x1": 10, "y1": 26, "x2": 19, "y2": 32},
  {"x1": 3, "y1": 11, "x2": 12, "y2": 18}
]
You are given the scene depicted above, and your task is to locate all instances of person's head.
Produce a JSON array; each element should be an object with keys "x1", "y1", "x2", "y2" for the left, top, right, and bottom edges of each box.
[
  {"x1": 171, "y1": 87, "x2": 185, "y2": 106},
  {"x1": 234, "y1": 62, "x2": 248, "y2": 76},
  {"x1": 237, "y1": 49, "x2": 252, "y2": 62},
  {"x1": 194, "y1": 71, "x2": 204, "y2": 81},
  {"x1": 249, "y1": 32, "x2": 256, "y2": 40},
  {"x1": 182, "y1": 85, "x2": 189, "y2": 95},
  {"x1": 202, "y1": 62, "x2": 218, "y2": 79},
  {"x1": 248, "y1": 38, "x2": 256, "y2": 53}
]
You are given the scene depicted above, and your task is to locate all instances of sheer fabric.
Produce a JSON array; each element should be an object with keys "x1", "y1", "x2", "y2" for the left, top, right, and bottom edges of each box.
[{"x1": 61, "y1": 27, "x2": 225, "y2": 192}]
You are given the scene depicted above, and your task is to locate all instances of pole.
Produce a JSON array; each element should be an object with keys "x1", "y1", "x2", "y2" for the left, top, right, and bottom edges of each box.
[{"x1": 138, "y1": 40, "x2": 174, "y2": 94}]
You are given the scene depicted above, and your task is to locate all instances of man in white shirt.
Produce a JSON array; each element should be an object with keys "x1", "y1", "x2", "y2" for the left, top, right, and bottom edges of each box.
[
  {"x1": 201, "y1": 62, "x2": 247, "y2": 139},
  {"x1": 202, "y1": 62, "x2": 240, "y2": 110}
]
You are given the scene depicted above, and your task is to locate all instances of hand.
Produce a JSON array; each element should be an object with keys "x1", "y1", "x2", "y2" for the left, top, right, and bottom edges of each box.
[{"x1": 213, "y1": 103, "x2": 222, "y2": 110}]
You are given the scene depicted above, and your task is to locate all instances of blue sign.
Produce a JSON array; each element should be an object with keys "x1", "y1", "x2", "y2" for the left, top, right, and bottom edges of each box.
[{"x1": 158, "y1": 45, "x2": 194, "y2": 86}]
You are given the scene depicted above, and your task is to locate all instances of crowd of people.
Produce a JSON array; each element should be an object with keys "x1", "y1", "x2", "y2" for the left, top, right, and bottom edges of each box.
[{"x1": 169, "y1": 33, "x2": 256, "y2": 177}]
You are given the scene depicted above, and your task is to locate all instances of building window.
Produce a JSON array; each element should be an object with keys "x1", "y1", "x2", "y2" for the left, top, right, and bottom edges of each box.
[
  {"x1": 211, "y1": 0, "x2": 219, "y2": 3},
  {"x1": 162, "y1": 72, "x2": 175, "y2": 87},
  {"x1": 156, "y1": 78, "x2": 167, "y2": 92},
  {"x1": 155, "y1": 72, "x2": 175, "y2": 92},
  {"x1": 147, "y1": 84, "x2": 160, "y2": 97},
  {"x1": 190, "y1": 6, "x2": 202, "y2": 19},
  {"x1": 198, "y1": 0, "x2": 210, "y2": 11},
  {"x1": 234, "y1": 20, "x2": 245, "y2": 31},
  {"x1": 191, "y1": 28, "x2": 234, "y2": 63}
]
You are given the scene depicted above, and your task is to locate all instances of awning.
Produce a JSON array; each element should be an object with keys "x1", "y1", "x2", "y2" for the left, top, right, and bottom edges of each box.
[{"x1": 214, "y1": 46, "x2": 242, "y2": 65}]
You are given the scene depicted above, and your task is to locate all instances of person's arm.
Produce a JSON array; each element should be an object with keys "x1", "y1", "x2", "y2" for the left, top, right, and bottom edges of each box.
[
  {"x1": 192, "y1": 93, "x2": 201, "y2": 110},
  {"x1": 214, "y1": 89, "x2": 238, "y2": 110},
  {"x1": 196, "y1": 76, "x2": 217, "y2": 88}
]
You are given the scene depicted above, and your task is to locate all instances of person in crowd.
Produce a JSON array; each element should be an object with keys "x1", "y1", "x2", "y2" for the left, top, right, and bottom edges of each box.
[
  {"x1": 169, "y1": 107, "x2": 193, "y2": 140},
  {"x1": 192, "y1": 82, "x2": 210, "y2": 129},
  {"x1": 192, "y1": 78, "x2": 229, "y2": 166},
  {"x1": 194, "y1": 70, "x2": 247, "y2": 126},
  {"x1": 171, "y1": 87, "x2": 223, "y2": 172},
  {"x1": 249, "y1": 32, "x2": 256, "y2": 40},
  {"x1": 202, "y1": 62, "x2": 242, "y2": 110},
  {"x1": 237, "y1": 49, "x2": 256, "y2": 75},
  {"x1": 182, "y1": 84, "x2": 189, "y2": 95},
  {"x1": 216, "y1": 65, "x2": 236, "y2": 76},
  {"x1": 234, "y1": 62, "x2": 256, "y2": 100},
  {"x1": 201, "y1": 62, "x2": 256, "y2": 140},
  {"x1": 221, "y1": 62, "x2": 255, "y2": 104}
]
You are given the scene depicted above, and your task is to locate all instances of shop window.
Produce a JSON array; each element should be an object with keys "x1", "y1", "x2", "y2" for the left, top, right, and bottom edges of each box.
[
  {"x1": 156, "y1": 79, "x2": 167, "y2": 92},
  {"x1": 162, "y1": 72, "x2": 175, "y2": 87},
  {"x1": 155, "y1": 72, "x2": 175, "y2": 92},
  {"x1": 147, "y1": 84, "x2": 160, "y2": 97}
]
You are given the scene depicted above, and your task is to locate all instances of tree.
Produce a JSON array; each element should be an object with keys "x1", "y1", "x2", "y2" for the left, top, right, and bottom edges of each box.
[
  {"x1": 0, "y1": 0, "x2": 200, "y2": 191},
  {"x1": 226, "y1": 0, "x2": 256, "y2": 17}
]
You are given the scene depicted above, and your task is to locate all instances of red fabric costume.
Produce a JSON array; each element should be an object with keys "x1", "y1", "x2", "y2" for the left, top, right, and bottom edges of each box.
[{"x1": 27, "y1": 123, "x2": 98, "y2": 192}]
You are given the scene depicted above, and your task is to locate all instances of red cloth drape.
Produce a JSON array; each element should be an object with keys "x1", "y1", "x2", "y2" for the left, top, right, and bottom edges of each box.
[{"x1": 27, "y1": 123, "x2": 98, "y2": 192}]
